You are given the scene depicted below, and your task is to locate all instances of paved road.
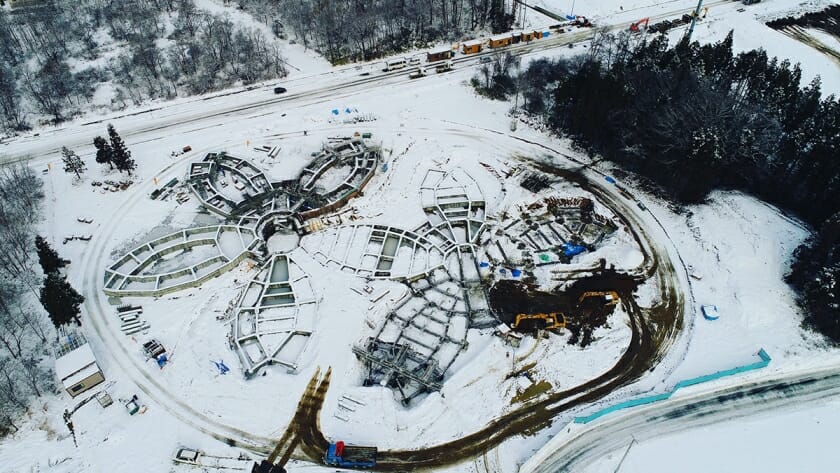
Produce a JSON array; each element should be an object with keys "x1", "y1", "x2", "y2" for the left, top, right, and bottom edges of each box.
[{"x1": 520, "y1": 363, "x2": 840, "y2": 473}]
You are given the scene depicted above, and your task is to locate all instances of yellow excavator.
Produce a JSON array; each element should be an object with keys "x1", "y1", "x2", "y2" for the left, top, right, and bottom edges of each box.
[
  {"x1": 577, "y1": 291, "x2": 620, "y2": 306},
  {"x1": 512, "y1": 312, "x2": 566, "y2": 331}
]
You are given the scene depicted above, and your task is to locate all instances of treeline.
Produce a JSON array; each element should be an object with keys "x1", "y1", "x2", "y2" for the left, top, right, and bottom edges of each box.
[
  {"x1": 0, "y1": 165, "x2": 55, "y2": 435},
  {"x1": 237, "y1": 0, "x2": 514, "y2": 63},
  {"x1": 490, "y1": 31, "x2": 838, "y2": 225},
  {"x1": 543, "y1": 33, "x2": 839, "y2": 342},
  {"x1": 474, "y1": 31, "x2": 839, "y2": 342},
  {"x1": 0, "y1": 0, "x2": 287, "y2": 131},
  {"x1": 787, "y1": 214, "x2": 840, "y2": 343}
]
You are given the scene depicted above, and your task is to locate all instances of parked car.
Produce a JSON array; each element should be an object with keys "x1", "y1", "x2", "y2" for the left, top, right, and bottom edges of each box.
[{"x1": 273, "y1": 86, "x2": 287, "y2": 94}]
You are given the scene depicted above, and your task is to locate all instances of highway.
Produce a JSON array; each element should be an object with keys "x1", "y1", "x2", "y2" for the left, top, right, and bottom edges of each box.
[{"x1": 519, "y1": 363, "x2": 840, "y2": 473}]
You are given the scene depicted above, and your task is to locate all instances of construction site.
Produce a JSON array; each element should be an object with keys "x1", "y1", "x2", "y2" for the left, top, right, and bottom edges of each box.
[{"x1": 92, "y1": 128, "x2": 676, "y2": 472}]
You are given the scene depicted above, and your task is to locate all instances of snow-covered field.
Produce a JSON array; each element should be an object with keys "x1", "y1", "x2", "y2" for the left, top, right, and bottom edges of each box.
[
  {"x1": 582, "y1": 390, "x2": 840, "y2": 473},
  {"x1": 1, "y1": 0, "x2": 839, "y2": 472}
]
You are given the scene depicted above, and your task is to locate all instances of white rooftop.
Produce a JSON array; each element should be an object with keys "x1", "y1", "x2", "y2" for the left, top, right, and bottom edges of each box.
[
  {"x1": 55, "y1": 343, "x2": 97, "y2": 381},
  {"x1": 63, "y1": 363, "x2": 101, "y2": 388}
]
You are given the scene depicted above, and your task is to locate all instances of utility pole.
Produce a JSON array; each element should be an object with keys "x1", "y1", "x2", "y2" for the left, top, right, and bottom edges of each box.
[
  {"x1": 613, "y1": 437, "x2": 637, "y2": 473},
  {"x1": 685, "y1": 0, "x2": 704, "y2": 42}
]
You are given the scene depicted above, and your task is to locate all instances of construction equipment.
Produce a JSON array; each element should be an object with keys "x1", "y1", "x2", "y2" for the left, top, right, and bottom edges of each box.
[
  {"x1": 578, "y1": 291, "x2": 620, "y2": 306},
  {"x1": 324, "y1": 441, "x2": 378, "y2": 469},
  {"x1": 629, "y1": 17, "x2": 649, "y2": 33},
  {"x1": 512, "y1": 313, "x2": 566, "y2": 331}
]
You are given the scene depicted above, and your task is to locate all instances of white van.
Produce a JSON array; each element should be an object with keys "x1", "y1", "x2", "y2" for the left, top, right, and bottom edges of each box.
[{"x1": 383, "y1": 58, "x2": 407, "y2": 72}]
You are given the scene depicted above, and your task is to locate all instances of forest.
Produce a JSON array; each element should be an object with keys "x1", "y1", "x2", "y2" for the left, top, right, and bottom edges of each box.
[
  {"x1": 236, "y1": 0, "x2": 514, "y2": 63},
  {"x1": 0, "y1": 165, "x2": 56, "y2": 435},
  {"x1": 0, "y1": 0, "x2": 288, "y2": 131},
  {"x1": 475, "y1": 31, "x2": 839, "y2": 343},
  {"x1": 0, "y1": 0, "x2": 515, "y2": 132}
]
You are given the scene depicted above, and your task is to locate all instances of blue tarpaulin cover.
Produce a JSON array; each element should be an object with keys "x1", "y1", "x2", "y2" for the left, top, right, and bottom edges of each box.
[
  {"x1": 605, "y1": 176, "x2": 616, "y2": 184},
  {"x1": 562, "y1": 242, "x2": 586, "y2": 257}
]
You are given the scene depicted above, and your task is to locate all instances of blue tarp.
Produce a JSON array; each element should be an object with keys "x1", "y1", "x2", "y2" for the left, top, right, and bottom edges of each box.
[
  {"x1": 479, "y1": 261, "x2": 490, "y2": 268},
  {"x1": 605, "y1": 176, "x2": 616, "y2": 184},
  {"x1": 561, "y1": 242, "x2": 586, "y2": 257},
  {"x1": 511, "y1": 269, "x2": 522, "y2": 277},
  {"x1": 331, "y1": 109, "x2": 340, "y2": 115},
  {"x1": 156, "y1": 354, "x2": 167, "y2": 368},
  {"x1": 213, "y1": 360, "x2": 230, "y2": 375}
]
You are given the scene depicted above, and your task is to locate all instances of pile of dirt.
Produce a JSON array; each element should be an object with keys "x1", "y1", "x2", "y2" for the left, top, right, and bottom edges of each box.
[
  {"x1": 767, "y1": 5, "x2": 840, "y2": 36},
  {"x1": 487, "y1": 270, "x2": 642, "y2": 346}
]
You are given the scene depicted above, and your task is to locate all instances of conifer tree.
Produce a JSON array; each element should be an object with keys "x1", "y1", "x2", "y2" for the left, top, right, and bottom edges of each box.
[
  {"x1": 60, "y1": 146, "x2": 86, "y2": 179},
  {"x1": 93, "y1": 136, "x2": 113, "y2": 169},
  {"x1": 108, "y1": 124, "x2": 136, "y2": 175},
  {"x1": 39, "y1": 273, "x2": 84, "y2": 328},
  {"x1": 35, "y1": 235, "x2": 64, "y2": 274}
]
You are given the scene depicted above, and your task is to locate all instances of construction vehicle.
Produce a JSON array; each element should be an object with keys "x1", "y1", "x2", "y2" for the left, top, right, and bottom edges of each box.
[
  {"x1": 512, "y1": 312, "x2": 566, "y2": 331},
  {"x1": 578, "y1": 291, "x2": 620, "y2": 306},
  {"x1": 629, "y1": 17, "x2": 649, "y2": 33},
  {"x1": 324, "y1": 441, "x2": 377, "y2": 469}
]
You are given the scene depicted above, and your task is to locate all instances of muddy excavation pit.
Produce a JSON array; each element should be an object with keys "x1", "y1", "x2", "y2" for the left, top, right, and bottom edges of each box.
[{"x1": 488, "y1": 270, "x2": 642, "y2": 346}]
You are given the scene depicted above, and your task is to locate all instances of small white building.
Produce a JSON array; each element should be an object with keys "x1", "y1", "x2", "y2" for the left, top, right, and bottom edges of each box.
[{"x1": 55, "y1": 342, "x2": 105, "y2": 398}]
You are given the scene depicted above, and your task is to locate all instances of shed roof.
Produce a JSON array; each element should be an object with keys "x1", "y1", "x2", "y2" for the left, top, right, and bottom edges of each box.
[
  {"x1": 462, "y1": 39, "x2": 483, "y2": 47},
  {"x1": 55, "y1": 343, "x2": 97, "y2": 381},
  {"x1": 63, "y1": 363, "x2": 101, "y2": 388},
  {"x1": 490, "y1": 33, "x2": 513, "y2": 41}
]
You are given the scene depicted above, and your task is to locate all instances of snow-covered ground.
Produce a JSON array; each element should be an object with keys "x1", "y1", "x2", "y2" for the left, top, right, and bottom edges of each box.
[
  {"x1": 1, "y1": 0, "x2": 839, "y2": 472},
  {"x1": 582, "y1": 393, "x2": 840, "y2": 473}
]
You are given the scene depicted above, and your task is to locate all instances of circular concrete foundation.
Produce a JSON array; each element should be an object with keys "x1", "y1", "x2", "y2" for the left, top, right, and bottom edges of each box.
[{"x1": 266, "y1": 232, "x2": 301, "y2": 253}]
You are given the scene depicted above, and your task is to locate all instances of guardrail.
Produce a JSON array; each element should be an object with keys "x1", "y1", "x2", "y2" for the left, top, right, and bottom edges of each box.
[{"x1": 574, "y1": 348, "x2": 772, "y2": 424}]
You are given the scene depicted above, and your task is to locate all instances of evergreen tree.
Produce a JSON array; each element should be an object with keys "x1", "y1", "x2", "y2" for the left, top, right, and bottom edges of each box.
[
  {"x1": 788, "y1": 213, "x2": 840, "y2": 344},
  {"x1": 93, "y1": 136, "x2": 114, "y2": 169},
  {"x1": 34, "y1": 235, "x2": 64, "y2": 274},
  {"x1": 60, "y1": 146, "x2": 86, "y2": 179},
  {"x1": 39, "y1": 273, "x2": 84, "y2": 328},
  {"x1": 108, "y1": 124, "x2": 136, "y2": 175}
]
